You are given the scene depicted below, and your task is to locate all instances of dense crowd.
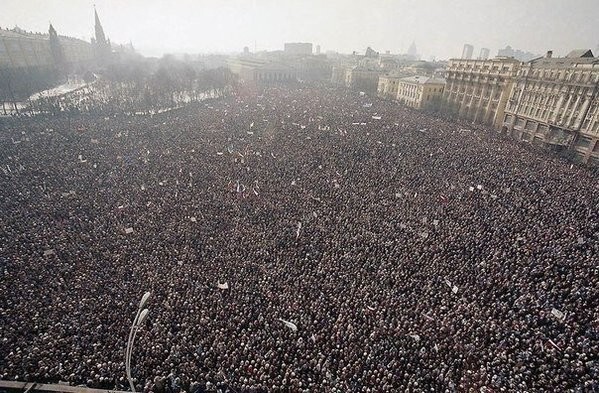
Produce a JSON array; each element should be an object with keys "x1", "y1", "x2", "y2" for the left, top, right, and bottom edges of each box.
[{"x1": 0, "y1": 83, "x2": 597, "y2": 392}]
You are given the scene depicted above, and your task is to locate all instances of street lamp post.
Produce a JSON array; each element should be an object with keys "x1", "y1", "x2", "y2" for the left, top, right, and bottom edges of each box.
[{"x1": 125, "y1": 291, "x2": 151, "y2": 392}]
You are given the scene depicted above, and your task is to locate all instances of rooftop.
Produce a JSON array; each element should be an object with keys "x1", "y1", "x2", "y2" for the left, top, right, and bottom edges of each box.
[{"x1": 400, "y1": 75, "x2": 446, "y2": 85}]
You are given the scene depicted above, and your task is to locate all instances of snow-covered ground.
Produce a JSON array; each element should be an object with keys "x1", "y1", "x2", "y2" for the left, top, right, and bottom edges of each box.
[
  {"x1": 1, "y1": 81, "x2": 89, "y2": 116},
  {"x1": 28, "y1": 81, "x2": 88, "y2": 101}
]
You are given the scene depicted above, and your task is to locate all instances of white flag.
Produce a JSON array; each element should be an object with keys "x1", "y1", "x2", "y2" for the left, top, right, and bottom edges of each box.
[
  {"x1": 278, "y1": 318, "x2": 298, "y2": 332},
  {"x1": 43, "y1": 249, "x2": 55, "y2": 256},
  {"x1": 551, "y1": 308, "x2": 565, "y2": 321},
  {"x1": 125, "y1": 227, "x2": 134, "y2": 234},
  {"x1": 217, "y1": 282, "x2": 229, "y2": 290},
  {"x1": 296, "y1": 222, "x2": 302, "y2": 239},
  {"x1": 408, "y1": 334, "x2": 421, "y2": 342}
]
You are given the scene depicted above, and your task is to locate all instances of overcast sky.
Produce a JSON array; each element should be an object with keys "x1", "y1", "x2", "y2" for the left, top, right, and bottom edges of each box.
[{"x1": 1, "y1": 0, "x2": 598, "y2": 60}]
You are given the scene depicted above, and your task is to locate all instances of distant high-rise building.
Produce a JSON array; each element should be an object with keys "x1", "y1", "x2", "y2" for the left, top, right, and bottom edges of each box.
[
  {"x1": 497, "y1": 45, "x2": 538, "y2": 62},
  {"x1": 479, "y1": 47, "x2": 490, "y2": 60},
  {"x1": 243, "y1": 46, "x2": 250, "y2": 55},
  {"x1": 284, "y1": 42, "x2": 313, "y2": 55},
  {"x1": 407, "y1": 41, "x2": 418, "y2": 59},
  {"x1": 315, "y1": 45, "x2": 321, "y2": 55},
  {"x1": 462, "y1": 44, "x2": 474, "y2": 59}
]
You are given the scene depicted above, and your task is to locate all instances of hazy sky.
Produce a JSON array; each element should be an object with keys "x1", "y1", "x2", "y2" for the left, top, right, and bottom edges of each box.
[{"x1": 1, "y1": 0, "x2": 598, "y2": 60}]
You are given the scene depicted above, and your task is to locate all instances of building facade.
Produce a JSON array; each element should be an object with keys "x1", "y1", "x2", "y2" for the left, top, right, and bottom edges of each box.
[
  {"x1": 228, "y1": 57, "x2": 297, "y2": 85},
  {"x1": 377, "y1": 73, "x2": 401, "y2": 99},
  {"x1": 345, "y1": 66, "x2": 380, "y2": 93},
  {"x1": 497, "y1": 45, "x2": 538, "y2": 62},
  {"x1": 397, "y1": 76, "x2": 445, "y2": 110},
  {"x1": 462, "y1": 44, "x2": 474, "y2": 60},
  {"x1": 284, "y1": 43, "x2": 313, "y2": 56},
  {"x1": 0, "y1": 28, "x2": 92, "y2": 70},
  {"x1": 0, "y1": 26, "x2": 94, "y2": 102},
  {"x1": 442, "y1": 57, "x2": 521, "y2": 128},
  {"x1": 479, "y1": 48, "x2": 490, "y2": 60},
  {"x1": 330, "y1": 65, "x2": 347, "y2": 86},
  {"x1": 503, "y1": 50, "x2": 599, "y2": 164}
]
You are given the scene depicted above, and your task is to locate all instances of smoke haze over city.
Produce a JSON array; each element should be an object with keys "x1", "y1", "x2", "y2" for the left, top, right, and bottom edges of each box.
[{"x1": 1, "y1": 0, "x2": 598, "y2": 58}]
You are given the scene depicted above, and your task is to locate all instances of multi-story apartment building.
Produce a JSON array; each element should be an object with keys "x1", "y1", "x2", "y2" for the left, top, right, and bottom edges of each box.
[
  {"x1": 397, "y1": 76, "x2": 445, "y2": 110},
  {"x1": 462, "y1": 44, "x2": 473, "y2": 60},
  {"x1": 377, "y1": 73, "x2": 401, "y2": 99},
  {"x1": 442, "y1": 57, "x2": 521, "y2": 128},
  {"x1": 345, "y1": 66, "x2": 380, "y2": 93},
  {"x1": 503, "y1": 50, "x2": 599, "y2": 164},
  {"x1": 330, "y1": 65, "x2": 347, "y2": 86}
]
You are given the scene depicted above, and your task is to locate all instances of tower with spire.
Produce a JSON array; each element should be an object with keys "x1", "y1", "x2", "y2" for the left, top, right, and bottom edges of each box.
[
  {"x1": 92, "y1": 6, "x2": 111, "y2": 65},
  {"x1": 48, "y1": 23, "x2": 67, "y2": 73}
]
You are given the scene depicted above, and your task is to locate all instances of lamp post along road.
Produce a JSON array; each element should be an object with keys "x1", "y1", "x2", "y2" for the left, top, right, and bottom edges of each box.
[{"x1": 126, "y1": 291, "x2": 151, "y2": 392}]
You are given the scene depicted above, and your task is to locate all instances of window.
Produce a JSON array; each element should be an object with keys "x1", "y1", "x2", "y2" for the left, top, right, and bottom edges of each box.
[{"x1": 576, "y1": 137, "x2": 592, "y2": 149}]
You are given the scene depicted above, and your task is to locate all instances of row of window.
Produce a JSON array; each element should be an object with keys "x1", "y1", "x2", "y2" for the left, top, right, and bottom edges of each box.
[{"x1": 524, "y1": 68, "x2": 598, "y2": 84}]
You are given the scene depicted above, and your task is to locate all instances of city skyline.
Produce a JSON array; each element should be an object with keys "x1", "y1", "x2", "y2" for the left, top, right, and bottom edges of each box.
[{"x1": 0, "y1": 0, "x2": 598, "y2": 59}]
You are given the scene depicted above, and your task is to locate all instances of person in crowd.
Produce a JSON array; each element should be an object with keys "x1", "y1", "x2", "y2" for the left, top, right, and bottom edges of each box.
[{"x1": 0, "y1": 83, "x2": 597, "y2": 392}]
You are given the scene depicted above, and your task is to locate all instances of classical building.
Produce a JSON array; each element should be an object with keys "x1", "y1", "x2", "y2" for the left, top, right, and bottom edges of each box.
[
  {"x1": 503, "y1": 49, "x2": 599, "y2": 165},
  {"x1": 330, "y1": 65, "x2": 348, "y2": 86},
  {"x1": 377, "y1": 72, "x2": 402, "y2": 99},
  {"x1": 283, "y1": 42, "x2": 312, "y2": 56},
  {"x1": 378, "y1": 56, "x2": 399, "y2": 71},
  {"x1": 397, "y1": 76, "x2": 445, "y2": 110},
  {"x1": 441, "y1": 57, "x2": 521, "y2": 128},
  {"x1": 345, "y1": 66, "x2": 380, "y2": 93},
  {"x1": 293, "y1": 55, "x2": 331, "y2": 81},
  {"x1": 228, "y1": 57, "x2": 297, "y2": 85},
  {"x1": 0, "y1": 26, "x2": 92, "y2": 71},
  {"x1": 0, "y1": 25, "x2": 93, "y2": 103}
]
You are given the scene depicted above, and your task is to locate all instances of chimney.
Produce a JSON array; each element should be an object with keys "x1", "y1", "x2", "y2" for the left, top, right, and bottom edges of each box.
[{"x1": 546, "y1": 50, "x2": 553, "y2": 58}]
